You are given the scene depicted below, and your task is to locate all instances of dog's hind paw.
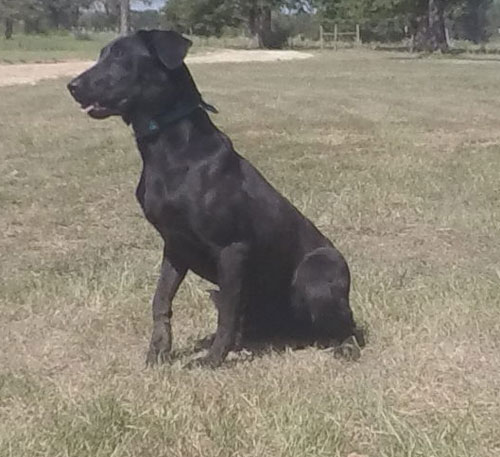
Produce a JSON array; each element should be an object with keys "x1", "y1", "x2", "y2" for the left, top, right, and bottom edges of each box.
[
  {"x1": 353, "y1": 326, "x2": 366, "y2": 348},
  {"x1": 193, "y1": 333, "x2": 216, "y2": 352},
  {"x1": 332, "y1": 335, "x2": 361, "y2": 361}
]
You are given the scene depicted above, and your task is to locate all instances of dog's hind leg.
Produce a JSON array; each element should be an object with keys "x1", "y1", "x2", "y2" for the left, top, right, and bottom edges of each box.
[
  {"x1": 146, "y1": 247, "x2": 187, "y2": 366},
  {"x1": 291, "y1": 247, "x2": 364, "y2": 358}
]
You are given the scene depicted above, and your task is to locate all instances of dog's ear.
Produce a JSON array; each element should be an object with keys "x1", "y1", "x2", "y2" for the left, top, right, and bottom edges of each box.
[{"x1": 138, "y1": 30, "x2": 192, "y2": 70}]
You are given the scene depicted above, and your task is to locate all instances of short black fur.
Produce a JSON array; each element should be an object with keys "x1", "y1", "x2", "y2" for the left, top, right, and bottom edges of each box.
[{"x1": 67, "y1": 30, "x2": 364, "y2": 367}]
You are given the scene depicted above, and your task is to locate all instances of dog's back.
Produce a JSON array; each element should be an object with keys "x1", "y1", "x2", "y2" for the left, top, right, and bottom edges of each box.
[{"x1": 67, "y1": 30, "x2": 364, "y2": 367}]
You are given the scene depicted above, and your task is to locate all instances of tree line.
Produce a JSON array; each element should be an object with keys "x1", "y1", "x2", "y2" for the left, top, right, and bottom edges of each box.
[
  {"x1": 0, "y1": 0, "x2": 134, "y2": 37},
  {"x1": 1, "y1": 0, "x2": 498, "y2": 51},
  {"x1": 163, "y1": 0, "x2": 496, "y2": 50}
]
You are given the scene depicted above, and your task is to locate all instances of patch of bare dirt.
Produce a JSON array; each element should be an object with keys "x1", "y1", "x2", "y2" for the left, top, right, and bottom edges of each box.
[
  {"x1": 0, "y1": 50, "x2": 313, "y2": 87},
  {"x1": 189, "y1": 49, "x2": 312, "y2": 64}
]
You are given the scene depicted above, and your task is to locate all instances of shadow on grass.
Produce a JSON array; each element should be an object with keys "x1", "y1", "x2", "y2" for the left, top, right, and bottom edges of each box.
[{"x1": 166, "y1": 329, "x2": 366, "y2": 368}]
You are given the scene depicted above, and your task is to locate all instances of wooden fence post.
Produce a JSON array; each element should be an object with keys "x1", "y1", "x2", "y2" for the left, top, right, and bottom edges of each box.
[
  {"x1": 334, "y1": 23, "x2": 338, "y2": 50},
  {"x1": 356, "y1": 24, "x2": 361, "y2": 44},
  {"x1": 319, "y1": 24, "x2": 324, "y2": 49}
]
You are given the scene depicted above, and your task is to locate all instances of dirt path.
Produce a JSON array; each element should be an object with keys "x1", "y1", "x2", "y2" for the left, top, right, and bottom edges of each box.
[{"x1": 0, "y1": 50, "x2": 313, "y2": 87}]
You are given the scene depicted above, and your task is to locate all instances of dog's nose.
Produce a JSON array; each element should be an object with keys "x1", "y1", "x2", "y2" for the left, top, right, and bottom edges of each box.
[{"x1": 67, "y1": 78, "x2": 81, "y2": 95}]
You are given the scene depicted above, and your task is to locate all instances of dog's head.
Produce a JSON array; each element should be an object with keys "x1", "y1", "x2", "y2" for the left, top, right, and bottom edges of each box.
[{"x1": 67, "y1": 30, "x2": 192, "y2": 120}]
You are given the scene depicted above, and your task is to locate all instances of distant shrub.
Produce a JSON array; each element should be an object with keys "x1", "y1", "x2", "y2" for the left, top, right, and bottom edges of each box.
[
  {"x1": 261, "y1": 23, "x2": 290, "y2": 49},
  {"x1": 51, "y1": 28, "x2": 71, "y2": 37},
  {"x1": 220, "y1": 26, "x2": 241, "y2": 38},
  {"x1": 74, "y1": 31, "x2": 93, "y2": 41}
]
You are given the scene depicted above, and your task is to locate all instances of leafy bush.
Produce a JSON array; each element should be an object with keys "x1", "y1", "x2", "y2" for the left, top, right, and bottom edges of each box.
[{"x1": 74, "y1": 31, "x2": 93, "y2": 41}]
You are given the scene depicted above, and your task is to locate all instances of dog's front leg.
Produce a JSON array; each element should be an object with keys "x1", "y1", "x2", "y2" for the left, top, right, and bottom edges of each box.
[
  {"x1": 187, "y1": 242, "x2": 248, "y2": 368},
  {"x1": 146, "y1": 248, "x2": 186, "y2": 366}
]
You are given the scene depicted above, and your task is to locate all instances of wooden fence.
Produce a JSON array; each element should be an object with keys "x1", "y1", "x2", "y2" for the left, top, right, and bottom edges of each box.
[{"x1": 319, "y1": 24, "x2": 361, "y2": 50}]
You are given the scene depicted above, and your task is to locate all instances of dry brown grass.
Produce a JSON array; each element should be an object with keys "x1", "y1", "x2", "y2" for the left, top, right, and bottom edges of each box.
[{"x1": 1, "y1": 50, "x2": 499, "y2": 457}]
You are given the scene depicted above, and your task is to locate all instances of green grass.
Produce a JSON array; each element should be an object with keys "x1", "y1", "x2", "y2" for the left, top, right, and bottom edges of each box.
[
  {"x1": 1, "y1": 50, "x2": 499, "y2": 457},
  {"x1": 0, "y1": 33, "x2": 117, "y2": 63}
]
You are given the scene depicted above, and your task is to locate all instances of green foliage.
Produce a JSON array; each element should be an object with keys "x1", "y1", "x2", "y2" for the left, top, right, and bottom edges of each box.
[
  {"x1": 487, "y1": 0, "x2": 500, "y2": 35},
  {"x1": 315, "y1": 0, "x2": 495, "y2": 45},
  {"x1": 315, "y1": 0, "x2": 372, "y2": 26},
  {"x1": 131, "y1": 9, "x2": 161, "y2": 30},
  {"x1": 0, "y1": 0, "x2": 90, "y2": 34},
  {"x1": 1, "y1": 0, "x2": 498, "y2": 45},
  {"x1": 39, "y1": 0, "x2": 86, "y2": 29},
  {"x1": 453, "y1": 0, "x2": 493, "y2": 43},
  {"x1": 161, "y1": 0, "x2": 312, "y2": 47},
  {"x1": 163, "y1": 0, "x2": 241, "y2": 36},
  {"x1": 0, "y1": 0, "x2": 42, "y2": 21},
  {"x1": 274, "y1": 10, "x2": 321, "y2": 39}
]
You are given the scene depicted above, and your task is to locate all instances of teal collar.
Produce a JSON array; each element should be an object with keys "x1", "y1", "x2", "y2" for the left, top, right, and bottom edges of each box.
[{"x1": 132, "y1": 99, "x2": 217, "y2": 140}]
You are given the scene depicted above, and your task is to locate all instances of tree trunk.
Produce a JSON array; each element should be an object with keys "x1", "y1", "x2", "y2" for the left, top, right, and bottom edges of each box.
[
  {"x1": 5, "y1": 18, "x2": 13, "y2": 40},
  {"x1": 248, "y1": 1, "x2": 257, "y2": 36},
  {"x1": 120, "y1": 0, "x2": 130, "y2": 35},
  {"x1": 412, "y1": 0, "x2": 448, "y2": 52},
  {"x1": 48, "y1": 7, "x2": 60, "y2": 29},
  {"x1": 73, "y1": 6, "x2": 80, "y2": 29},
  {"x1": 258, "y1": 5, "x2": 272, "y2": 48},
  {"x1": 427, "y1": 0, "x2": 448, "y2": 52},
  {"x1": 247, "y1": 1, "x2": 259, "y2": 48},
  {"x1": 247, "y1": 1, "x2": 274, "y2": 49}
]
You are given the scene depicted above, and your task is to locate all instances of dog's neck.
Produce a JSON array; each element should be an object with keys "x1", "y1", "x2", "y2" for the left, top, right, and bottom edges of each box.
[
  {"x1": 128, "y1": 99, "x2": 203, "y2": 140},
  {"x1": 131, "y1": 107, "x2": 226, "y2": 163},
  {"x1": 125, "y1": 64, "x2": 217, "y2": 141}
]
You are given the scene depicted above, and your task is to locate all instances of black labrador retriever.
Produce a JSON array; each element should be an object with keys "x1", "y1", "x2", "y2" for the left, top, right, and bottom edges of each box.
[{"x1": 67, "y1": 30, "x2": 364, "y2": 367}]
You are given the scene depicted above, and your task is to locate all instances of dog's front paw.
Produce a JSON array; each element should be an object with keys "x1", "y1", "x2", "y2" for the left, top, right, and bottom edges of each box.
[
  {"x1": 146, "y1": 346, "x2": 172, "y2": 366},
  {"x1": 145, "y1": 325, "x2": 172, "y2": 366}
]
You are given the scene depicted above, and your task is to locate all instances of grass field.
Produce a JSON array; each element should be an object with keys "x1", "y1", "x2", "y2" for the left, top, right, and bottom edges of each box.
[
  {"x1": 0, "y1": 33, "x2": 116, "y2": 63},
  {"x1": 1, "y1": 50, "x2": 499, "y2": 457}
]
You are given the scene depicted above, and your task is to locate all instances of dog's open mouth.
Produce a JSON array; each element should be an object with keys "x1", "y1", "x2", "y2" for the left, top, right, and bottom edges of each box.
[{"x1": 80, "y1": 102, "x2": 118, "y2": 119}]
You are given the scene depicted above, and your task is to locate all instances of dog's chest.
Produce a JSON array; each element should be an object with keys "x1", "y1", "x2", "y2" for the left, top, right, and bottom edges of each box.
[
  {"x1": 135, "y1": 168, "x2": 218, "y2": 280},
  {"x1": 136, "y1": 167, "x2": 188, "y2": 226}
]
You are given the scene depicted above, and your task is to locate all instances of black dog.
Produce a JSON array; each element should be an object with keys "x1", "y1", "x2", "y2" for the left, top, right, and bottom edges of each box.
[{"x1": 68, "y1": 30, "x2": 364, "y2": 367}]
